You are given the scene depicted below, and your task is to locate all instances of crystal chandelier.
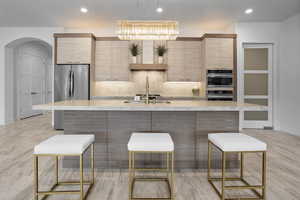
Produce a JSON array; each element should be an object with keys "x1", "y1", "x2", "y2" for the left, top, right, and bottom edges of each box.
[{"x1": 117, "y1": 20, "x2": 179, "y2": 40}]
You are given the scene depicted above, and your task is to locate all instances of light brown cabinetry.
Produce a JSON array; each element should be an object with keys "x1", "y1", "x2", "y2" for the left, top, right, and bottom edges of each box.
[
  {"x1": 95, "y1": 40, "x2": 129, "y2": 81},
  {"x1": 55, "y1": 35, "x2": 94, "y2": 64},
  {"x1": 203, "y1": 37, "x2": 234, "y2": 69},
  {"x1": 167, "y1": 40, "x2": 202, "y2": 81}
]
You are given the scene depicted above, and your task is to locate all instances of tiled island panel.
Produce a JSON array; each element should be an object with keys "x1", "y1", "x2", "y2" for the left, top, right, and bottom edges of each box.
[{"x1": 63, "y1": 111, "x2": 239, "y2": 169}]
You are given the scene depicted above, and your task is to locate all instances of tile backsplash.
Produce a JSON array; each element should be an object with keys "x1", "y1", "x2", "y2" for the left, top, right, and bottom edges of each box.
[{"x1": 94, "y1": 71, "x2": 204, "y2": 97}]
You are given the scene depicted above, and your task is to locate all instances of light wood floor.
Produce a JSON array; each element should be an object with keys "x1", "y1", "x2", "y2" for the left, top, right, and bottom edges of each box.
[{"x1": 0, "y1": 114, "x2": 300, "y2": 200}]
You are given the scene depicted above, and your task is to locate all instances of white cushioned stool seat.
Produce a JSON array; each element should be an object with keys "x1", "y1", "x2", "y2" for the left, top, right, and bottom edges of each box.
[
  {"x1": 34, "y1": 135, "x2": 95, "y2": 155},
  {"x1": 208, "y1": 133, "x2": 267, "y2": 152},
  {"x1": 128, "y1": 133, "x2": 174, "y2": 152}
]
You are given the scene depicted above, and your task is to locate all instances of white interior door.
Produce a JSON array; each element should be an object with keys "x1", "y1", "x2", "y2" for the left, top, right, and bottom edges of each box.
[
  {"x1": 241, "y1": 44, "x2": 273, "y2": 128},
  {"x1": 19, "y1": 54, "x2": 45, "y2": 119}
]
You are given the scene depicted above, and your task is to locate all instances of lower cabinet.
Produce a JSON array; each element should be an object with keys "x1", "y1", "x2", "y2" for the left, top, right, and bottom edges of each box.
[
  {"x1": 195, "y1": 112, "x2": 239, "y2": 168},
  {"x1": 151, "y1": 112, "x2": 197, "y2": 168},
  {"x1": 62, "y1": 111, "x2": 239, "y2": 169},
  {"x1": 107, "y1": 112, "x2": 152, "y2": 168},
  {"x1": 63, "y1": 111, "x2": 108, "y2": 168}
]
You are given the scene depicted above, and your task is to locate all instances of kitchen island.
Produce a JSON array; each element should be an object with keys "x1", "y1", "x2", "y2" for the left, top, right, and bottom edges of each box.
[{"x1": 34, "y1": 100, "x2": 266, "y2": 169}]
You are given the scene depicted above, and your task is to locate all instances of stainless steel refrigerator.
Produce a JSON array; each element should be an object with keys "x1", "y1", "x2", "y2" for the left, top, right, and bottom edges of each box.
[{"x1": 54, "y1": 65, "x2": 90, "y2": 130}]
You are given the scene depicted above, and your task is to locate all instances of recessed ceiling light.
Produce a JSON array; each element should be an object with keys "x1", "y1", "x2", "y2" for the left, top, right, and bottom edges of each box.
[
  {"x1": 245, "y1": 8, "x2": 253, "y2": 14},
  {"x1": 80, "y1": 7, "x2": 88, "y2": 13},
  {"x1": 156, "y1": 7, "x2": 163, "y2": 13}
]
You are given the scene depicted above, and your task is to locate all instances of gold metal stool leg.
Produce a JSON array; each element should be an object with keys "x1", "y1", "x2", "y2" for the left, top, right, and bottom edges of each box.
[
  {"x1": 221, "y1": 151, "x2": 226, "y2": 200},
  {"x1": 55, "y1": 156, "x2": 59, "y2": 185},
  {"x1": 171, "y1": 151, "x2": 175, "y2": 200},
  {"x1": 80, "y1": 154, "x2": 84, "y2": 200},
  {"x1": 33, "y1": 155, "x2": 38, "y2": 200},
  {"x1": 240, "y1": 152, "x2": 244, "y2": 179},
  {"x1": 208, "y1": 141, "x2": 211, "y2": 180},
  {"x1": 128, "y1": 151, "x2": 132, "y2": 200},
  {"x1": 91, "y1": 143, "x2": 94, "y2": 185},
  {"x1": 167, "y1": 152, "x2": 169, "y2": 179},
  {"x1": 262, "y1": 152, "x2": 267, "y2": 200}
]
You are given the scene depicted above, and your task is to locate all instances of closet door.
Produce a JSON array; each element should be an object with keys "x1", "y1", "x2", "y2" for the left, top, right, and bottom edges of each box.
[{"x1": 241, "y1": 44, "x2": 273, "y2": 128}]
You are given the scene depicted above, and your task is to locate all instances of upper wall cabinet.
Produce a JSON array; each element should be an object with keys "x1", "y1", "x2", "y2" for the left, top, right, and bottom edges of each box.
[
  {"x1": 167, "y1": 40, "x2": 202, "y2": 82},
  {"x1": 95, "y1": 40, "x2": 130, "y2": 81},
  {"x1": 55, "y1": 34, "x2": 95, "y2": 64},
  {"x1": 203, "y1": 37, "x2": 235, "y2": 69}
]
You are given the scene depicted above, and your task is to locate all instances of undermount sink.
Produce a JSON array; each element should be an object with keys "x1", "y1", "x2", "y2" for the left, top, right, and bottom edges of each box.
[{"x1": 123, "y1": 100, "x2": 171, "y2": 104}]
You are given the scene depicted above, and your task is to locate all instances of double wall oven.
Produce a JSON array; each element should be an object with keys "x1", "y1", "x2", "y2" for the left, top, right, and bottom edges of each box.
[{"x1": 206, "y1": 69, "x2": 234, "y2": 101}]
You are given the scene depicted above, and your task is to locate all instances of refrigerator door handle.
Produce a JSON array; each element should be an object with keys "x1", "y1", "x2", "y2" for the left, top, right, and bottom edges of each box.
[
  {"x1": 68, "y1": 70, "x2": 72, "y2": 97},
  {"x1": 71, "y1": 71, "x2": 75, "y2": 97}
]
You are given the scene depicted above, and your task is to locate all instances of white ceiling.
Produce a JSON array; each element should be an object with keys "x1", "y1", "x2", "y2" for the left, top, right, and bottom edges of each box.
[{"x1": 0, "y1": 0, "x2": 299, "y2": 29}]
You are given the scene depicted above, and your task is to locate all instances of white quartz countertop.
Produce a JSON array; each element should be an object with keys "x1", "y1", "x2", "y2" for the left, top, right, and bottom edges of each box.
[{"x1": 33, "y1": 100, "x2": 267, "y2": 111}]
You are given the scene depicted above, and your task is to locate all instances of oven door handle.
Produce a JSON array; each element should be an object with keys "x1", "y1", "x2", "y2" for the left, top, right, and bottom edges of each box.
[{"x1": 207, "y1": 74, "x2": 232, "y2": 78}]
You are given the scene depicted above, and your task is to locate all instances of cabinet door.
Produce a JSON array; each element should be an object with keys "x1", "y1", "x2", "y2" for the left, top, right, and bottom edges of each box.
[
  {"x1": 205, "y1": 38, "x2": 233, "y2": 69},
  {"x1": 110, "y1": 41, "x2": 129, "y2": 81},
  {"x1": 95, "y1": 41, "x2": 111, "y2": 81},
  {"x1": 95, "y1": 41, "x2": 129, "y2": 81},
  {"x1": 167, "y1": 41, "x2": 202, "y2": 82},
  {"x1": 167, "y1": 41, "x2": 185, "y2": 81},
  {"x1": 219, "y1": 38, "x2": 234, "y2": 69},
  {"x1": 184, "y1": 41, "x2": 202, "y2": 81},
  {"x1": 56, "y1": 37, "x2": 92, "y2": 64}
]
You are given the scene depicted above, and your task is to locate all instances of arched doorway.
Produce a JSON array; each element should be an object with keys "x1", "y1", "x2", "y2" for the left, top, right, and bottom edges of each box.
[{"x1": 5, "y1": 38, "x2": 52, "y2": 123}]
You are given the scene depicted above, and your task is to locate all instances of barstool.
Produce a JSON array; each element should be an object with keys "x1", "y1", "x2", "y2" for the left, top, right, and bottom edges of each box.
[
  {"x1": 33, "y1": 135, "x2": 95, "y2": 200},
  {"x1": 127, "y1": 133, "x2": 175, "y2": 200},
  {"x1": 207, "y1": 133, "x2": 267, "y2": 200}
]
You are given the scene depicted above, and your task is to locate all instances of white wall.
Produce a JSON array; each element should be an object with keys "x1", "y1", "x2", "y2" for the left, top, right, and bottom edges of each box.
[
  {"x1": 0, "y1": 27, "x2": 63, "y2": 125},
  {"x1": 278, "y1": 13, "x2": 300, "y2": 136},
  {"x1": 235, "y1": 22, "x2": 281, "y2": 130}
]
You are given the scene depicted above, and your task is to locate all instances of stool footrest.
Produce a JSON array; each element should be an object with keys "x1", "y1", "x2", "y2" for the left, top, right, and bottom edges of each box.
[
  {"x1": 208, "y1": 177, "x2": 242, "y2": 181},
  {"x1": 134, "y1": 168, "x2": 169, "y2": 171},
  {"x1": 131, "y1": 178, "x2": 173, "y2": 200},
  {"x1": 224, "y1": 198, "x2": 263, "y2": 200},
  {"x1": 38, "y1": 190, "x2": 81, "y2": 195},
  {"x1": 58, "y1": 181, "x2": 93, "y2": 185},
  {"x1": 131, "y1": 198, "x2": 173, "y2": 200},
  {"x1": 208, "y1": 179, "x2": 263, "y2": 199},
  {"x1": 134, "y1": 177, "x2": 169, "y2": 181},
  {"x1": 36, "y1": 182, "x2": 94, "y2": 195},
  {"x1": 225, "y1": 185, "x2": 264, "y2": 190}
]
